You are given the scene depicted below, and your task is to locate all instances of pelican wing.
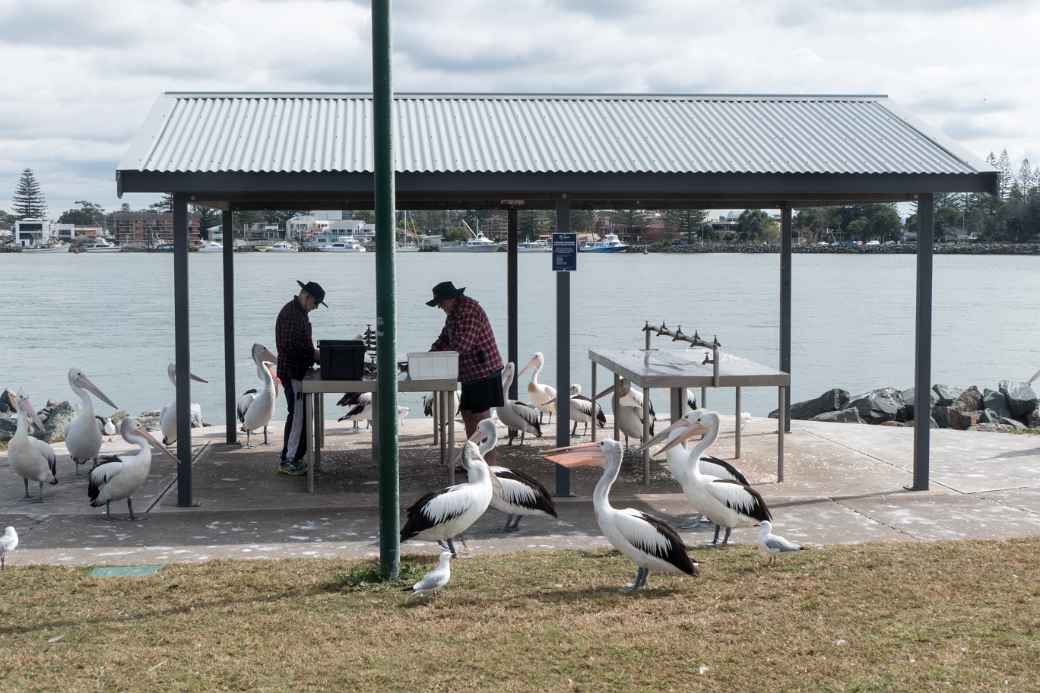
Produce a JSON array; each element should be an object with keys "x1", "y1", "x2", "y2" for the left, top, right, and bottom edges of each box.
[
  {"x1": 29, "y1": 438, "x2": 57, "y2": 478},
  {"x1": 616, "y1": 509, "x2": 697, "y2": 575},
  {"x1": 511, "y1": 401, "x2": 543, "y2": 434},
  {"x1": 709, "y1": 479, "x2": 772, "y2": 522},
  {"x1": 492, "y1": 467, "x2": 557, "y2": 517},
  {"x1": 236, "y1": 390, "x2": 256, "y2": 424},
  {"x1": 700, "y1": 456, "x2": 749, "y2": 486},
  {"x1": 422, "y1": 395, "x2": 434, "y2": 417},
  {"x1": 571, "y1": 396, "x2": 595, "y2": 418},
  {"x1": 400, "y1": 485, "x2": 471, "y2": 540},
  {"x1": 88, "y1": 459, "x2": 125, "y2": 502}
]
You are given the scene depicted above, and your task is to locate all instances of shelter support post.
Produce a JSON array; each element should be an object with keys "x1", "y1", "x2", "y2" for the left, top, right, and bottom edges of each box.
[
  {"x1": 372, "y1": 0, "x2": 400, "y2": 579},
  {"x1": 173, "y1": 193, "x2": 192, "y2": 507},
  {"x1": 555, "y1": 197, "x2": 572, "y2": 497},
  {"x1": 507, "y1": 208, "x2": 519, "y2": 400},
  {"x1": 911, "y1": 193, "x2": 934, "y2": 491},
  {"x1": 222, "y1": 210, "x2": 236, "y2": 445},
  {"x1": 780, "y1": 204, "x2": 792, "y2": 433},
  {"x1": 590, "y1": 361, "x2": 597, "y2": 442}
]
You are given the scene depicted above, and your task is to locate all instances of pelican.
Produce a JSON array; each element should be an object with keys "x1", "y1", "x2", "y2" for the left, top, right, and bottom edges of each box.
[
  {"x1": 568, "y1": 384, "x2": 605, "y2": 436},
  {"x1": 757, "y1": 520, "x2": 806, "y2": 563},
  {"x1": 95, "y1": 416, "x2": 117, "y2": 439},
  {"x1": 470, "y1": 419, "x2": 557, "y2": 532},
  {"x1": 160, "y1": 363, "x2": 208, "y2": 446},
  {"x1": 237, "y1": 360, "x2": 279, "y2": 447},
  {"x1": 519, "y1": 352, "x2": 556, "y2": 424},
  {"x1": 8, "y1": 394, "x2": 58, "y2": 501},
  {"x1": 595, "y1": 379, "x2": 656, "y2": 446},
  {"x1": 495, "y1": 362, "x2": 541, "y2": 445},
  {"x1": 650, "y1": 410, "x2": 772, "y2": 546},
  {"x1": 64, "y1": 369, "x2": 118, "y2": 475},
  {"x1": 89, "y1": 417, "x2": 178, "y2": 520},
  {"x1": 545, "y1": 439, "x2": 698, "y2": 591},
  {"x1": 0, "y1": 527, "x2": 17, "y2": 569},
  {"x1": 400, "y1": 441, "x2": 494, "y2": 556},
  {"x1": 403, "y1": 550, "x2": 453, "y2": 598},
  {"x1": 337, "y1": 392, "x2": 372, "y2": 430}
]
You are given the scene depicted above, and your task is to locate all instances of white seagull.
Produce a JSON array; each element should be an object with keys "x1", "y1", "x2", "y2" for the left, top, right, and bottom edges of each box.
[
  {"x1": 403, "y1": 550, "x2": 453, "y2": 598},
  {"x1": 89, "y1": 417, "x2": 178, "y2": 520},
  {"x1": 650, "y1": 410, "x2": 772, "y2": 546},
  {"x1": 757, "y1": 520, "x2": 806, "y2": 563},
  {"x1": 469, "y1": 419, "x2": 557, "y2": 532},
  {"x1": 519, "y1": 352, "x2": 557, "y2": 424},
  {"x1": 567, "y1": 384, "x2": 606, "y2": 436},
  {"x1": 1, "y1": 527, "x2": 18, "y2": 570},
  {"x1": 96, "y1": 416, "x2": 117, "y2": 439},
  {"x1": 400, "y1": 440, "x2": 494, "y2": 556},
  {"x1": 337, "y1": 392, "x2": 373, "y2": 430},
  {"x1": 495, "y1": 362, "x2": 542, "y2": 445},
  {"x1": 160, "y1": 363, "x2": 208, "y2": 446},
  {"x1": 8, "y1": 394, "x2": 58, "y2": 501},
  {"x1": 545, "y1": 439, "x2": 698, "y2": 592},
  {"x1": 65, "y1": 368, "x2": 119, "y2": 475}
]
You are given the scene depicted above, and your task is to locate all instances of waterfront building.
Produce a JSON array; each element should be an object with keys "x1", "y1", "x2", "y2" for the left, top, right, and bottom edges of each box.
[
  {"x1": 285, "y1": 215, "x2": 330, "y2": 241},
  {"x1": 14, "y1": 218, "x2": 52, "y2": 247},
  {"x1": 109, "y1": 210, "x2": 200, "y2": 248}
]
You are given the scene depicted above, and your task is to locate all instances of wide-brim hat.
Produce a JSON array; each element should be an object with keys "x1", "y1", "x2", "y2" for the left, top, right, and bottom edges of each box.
[
  {"x1": 426, "y1": 281, "x2": 466, "y2": 307},
  {"x1": 297, "y1": 280, "x2": 328, "y2": 307}
]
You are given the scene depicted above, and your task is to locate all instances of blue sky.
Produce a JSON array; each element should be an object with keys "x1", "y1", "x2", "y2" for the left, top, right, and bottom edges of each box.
[{"x1": 1, "y1": 0, "x2": 1036, "y2": 215}]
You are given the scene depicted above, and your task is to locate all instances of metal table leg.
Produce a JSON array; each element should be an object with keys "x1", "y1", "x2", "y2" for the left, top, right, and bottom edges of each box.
[
  {"x1": 591, "y1": 361, "x2": 597, "y2": 442},
  {"x1": 307, "y1": 393, "x2": 317, "y2": 494},
  {"x1": 701, "y1": 386, "x2": 707, "y2": 408},
  {"x1": 372, "y1": 391, "x2": 379, "y2": 471},
  {"x1": 448, "y1": 389, "x2": 456, "y2": 485},
  {"x1": 612, "y1": 372, "x2": 620, "y2": 442},
  {"x1": 670, "y1": 387, "x2": 682, "y2": 423},
  {"x1": 641, "y1": 386, "x2": 650, "y2": 485},
  {"x1": 777, "y1": 386, "x2": 785, "y2": 483},
  {"x1": 735, "y1": 386, "x2": 742, "y2": 459},
  {"x1": 432, "y1": 392, "x2": 439, "y2": 446}
]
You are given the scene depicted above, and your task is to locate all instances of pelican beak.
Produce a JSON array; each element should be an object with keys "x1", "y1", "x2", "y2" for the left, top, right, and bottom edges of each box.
[
  {"x1": 543, "y1": 441, "x2": 603, "y2": 468},
  {"x1": 78, "y1": 374, "x2": 118, "y2": 409},
  {"x1": 253, "y1": 343, "x2": 277, "y2": 366},
  {"x1": 542, "y1": 397, "x2": 557, "y2": 407},
  {"x1": 21, "y1": 399, "x2": 45, "y2": 432},
  {"x1": 453, "y1": 428, "x2": 485, "y2": 466},
  {"x1": 189, "y1": 371, "x2": 208, "y2": 384},
  {"x1": 648, "y1": 419, "x2": 707, "y2": 454},
  {"x1": 517, "y1": 356, "x2": 537, "y2": 377},
  {"x1": 139, "y1": 428, "x2": 180, "y2": 463}
]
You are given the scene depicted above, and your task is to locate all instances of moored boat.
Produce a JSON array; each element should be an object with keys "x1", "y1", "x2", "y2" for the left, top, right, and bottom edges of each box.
[{"x1": 579, "y1": 233, "x2": 628, "y2": 253}]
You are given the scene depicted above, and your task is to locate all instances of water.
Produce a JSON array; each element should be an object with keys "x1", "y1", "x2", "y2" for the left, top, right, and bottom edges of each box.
[{"x1": 2, "y1": 251, "x2": 1038, "y2": 423}]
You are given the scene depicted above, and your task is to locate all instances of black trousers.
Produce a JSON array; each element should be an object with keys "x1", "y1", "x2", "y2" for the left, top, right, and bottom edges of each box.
[{"x1": 280, "y1": 378, "x2": 307, "y2": 463}]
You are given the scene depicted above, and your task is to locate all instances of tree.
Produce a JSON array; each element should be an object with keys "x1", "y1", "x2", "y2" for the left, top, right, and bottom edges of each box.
[
  {"x1": 735, "y1": 209, "x2": 776, "y2": 241},
  {"x1": 12, "y1": 168, "x2": 46, "y2": 219},
  {"x1": 663, "y1": 209, "x2": 708, "y2": 242},
  {"x1": 58, "y1": 200, "x2": 105, "y2": 226},
  {"x1": 193, "y1": 205, "x2": 218, "y2": 239},
  {"x1": 607, "y1": 209, "x2": 647, "y2": 241},
  {"x1": 150, "y1": 193, "x2": 174, "y2": 213},
  {"x1": 997, "y1": 149, "x2": 1013, "y2": 199},
  {"x1": 1018, "y1": 158, "x2": 1035, "y2": 193}
]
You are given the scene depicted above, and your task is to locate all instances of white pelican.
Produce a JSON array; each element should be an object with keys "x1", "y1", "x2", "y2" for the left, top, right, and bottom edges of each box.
[
  {"x1": 495, "y1": 362, "x2": 541, "y2": 445},
  {"x1": 0, "y1": 526, "x2": 17, "y2": 569},
  {"x1": 400, "y1": 440, "x2": 494, "y2": 556},
  {"x1": 651, "y1": 410, "x2": 772, "y2": 546},
  {"x1": 337, "y1": 392, "x2": 372, "y2": 430},
  {"x1": 545, "y1": 439, "x2": 698, "y2": 591},
  {"x1": 568, "y1": 384, "x2": 605, "y2": 436},
  {"x1": 160, "y1": 363, "x2": 208, "y2": 446},
  {"x1": 469, "y1": 419, "x2": 557, "y2": 532},
  {"x1": 595, "y1": 379, "x2": 655, "y2": 446},
  {"x1": 64, "y1": 368, "x2": 118, "y2": 475},
  {"x1": 519, "y1": 352, "x2": 557, "y2": 424},
  {"x1": 88, "y1": 417, "x2": 178, "y2": 520},
  {"x1": 757, "y1": 521, "x2": 806, "y2": 563},
  {"x1": 237, "y1": 360, "x2": 279, "y2": 447},
  {"x1": 8, "y1": 394, "x2": 58, "y2": 501},
  {"x1": 404, "y1": 550, "x2": 453, "y2": 598}
]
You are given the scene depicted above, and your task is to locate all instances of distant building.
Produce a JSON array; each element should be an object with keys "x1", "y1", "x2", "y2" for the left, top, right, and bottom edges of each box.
[
  {"x1": 52, "y1": 224, "x2": 102, "y2": 242},
  {"x1": 243, "y1": 223, "x2": 282, "y2": 242},
  {"x1": 286, "y1": 215, "x2": 330, "y2": 241},
  {"x1": 109, "y1": 211, "x2": 200, "y2": 247},
  {"x1": 328, "y1": 219, "x2": 375, "y2": 242},
  {"x1": 14, "y1": 218, "x2": 52, "y2": 247}
]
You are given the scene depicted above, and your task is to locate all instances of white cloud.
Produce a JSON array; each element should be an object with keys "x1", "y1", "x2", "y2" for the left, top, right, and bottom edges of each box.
[{"x1": 1, "y1": 0, "x2": 1037, "y2": 215}]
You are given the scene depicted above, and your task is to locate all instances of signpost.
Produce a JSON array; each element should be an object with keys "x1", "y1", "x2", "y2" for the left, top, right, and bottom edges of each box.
[{"x1": 552, "y1": 232, "x2": 577, "y2": 272}]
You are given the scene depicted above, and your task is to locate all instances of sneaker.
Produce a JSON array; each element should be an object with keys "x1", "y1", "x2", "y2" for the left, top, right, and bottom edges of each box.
[{"x1": 282, "y1": 460, "x2": 307, "y2": 476}]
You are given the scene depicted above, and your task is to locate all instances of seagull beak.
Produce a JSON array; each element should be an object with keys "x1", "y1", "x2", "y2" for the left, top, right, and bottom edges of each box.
[
  {"x1": 543, "y1": 441, "x2": 602, "y2": 468},
  {"x1": 79, "y1": 375, "x2": 118, "y2": 409}
]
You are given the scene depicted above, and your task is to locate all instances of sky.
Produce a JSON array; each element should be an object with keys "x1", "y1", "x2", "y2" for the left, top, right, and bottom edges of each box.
[{"x1": 1, "y1": 0, "x2": 1037, "y2": 216}]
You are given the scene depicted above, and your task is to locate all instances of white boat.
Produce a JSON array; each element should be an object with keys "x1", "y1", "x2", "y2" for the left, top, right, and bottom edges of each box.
[
  {"x1": 396, "y1": 243, "x2": 420, "y2": 252},
  {"x1": 268, "y1": 241, "x2": 296, "y2": 252},
  {"x1": 196, "y1": 241, "x2": 223, "y2": 253},
  {"x1": 80, "y1": 238, "x2": 121, "y2": 253},
  {"x1": 441, "y1": 220, "x2": 502, "y2": 253},
  {"x1": 318, "y1": 237, "x2": 367, "y2": 253},
  {"x1": 517, "y1": 239, "x2": 551, "y2": 252},
  {"x1": 579, "y1": 233, "x2": 628, "y2": 253},
  {"x1": 21, "y1": 243, "x2": 63, "y2": 253}
]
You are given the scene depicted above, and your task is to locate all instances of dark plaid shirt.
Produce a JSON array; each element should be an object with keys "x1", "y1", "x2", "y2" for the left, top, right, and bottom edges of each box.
[
  {"x1": 431, "y1": 295, "x2": 503, "y2": 384},
  {"x1": 275, "y1": 297, "x2": 315, "y2": 382}
]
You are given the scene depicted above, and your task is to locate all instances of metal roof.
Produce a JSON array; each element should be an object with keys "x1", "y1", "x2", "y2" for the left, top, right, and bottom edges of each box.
[{"x1": 119, "y1": 92, "x2": 992, "y2": 178}]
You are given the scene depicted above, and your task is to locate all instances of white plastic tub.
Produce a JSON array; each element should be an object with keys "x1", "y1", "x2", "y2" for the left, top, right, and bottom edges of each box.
[{"x1": 407, "y1": 351, "x2": 458, "y2": 380}]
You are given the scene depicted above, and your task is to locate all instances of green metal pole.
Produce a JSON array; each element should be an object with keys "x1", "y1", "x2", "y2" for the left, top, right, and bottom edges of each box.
[{"x1": 371, "y1": 0, "x2": 399, "y2": 579}]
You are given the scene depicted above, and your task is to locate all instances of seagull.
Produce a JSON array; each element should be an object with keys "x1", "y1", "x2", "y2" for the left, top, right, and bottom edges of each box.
[
  {"x1": 95, "y1": 416, "x2": 117, "y2": 440},
  {"x1": 89, "y1": 417, "x2": 178, "y2": 520},
  {"x1": 337, "y1": 392, "x2": 373, "y2": 430},
  {"x1": 8, "y1": 393, "x2": 58, "y2": 501},
  {"x1": 0, "y1": 527, "x2": 18, "y2": 570},
  {"x1": 545, "y1": 439, "x2": 698, "y2": 592},
  {"x1": 403, "y1": 550, "x2": 453, "y2": 598},
  {"x1": 64, "y1": 368, "x2": 118, "y2": 476},
  {"x1": 757, "y1": 521, "x2": 806, "y2": 563}
]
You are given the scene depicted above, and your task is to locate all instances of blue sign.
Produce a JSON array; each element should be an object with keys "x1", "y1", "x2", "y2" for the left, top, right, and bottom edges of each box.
[{"x1": 552, "y1": 232, "x2": 577, "y2": 272}]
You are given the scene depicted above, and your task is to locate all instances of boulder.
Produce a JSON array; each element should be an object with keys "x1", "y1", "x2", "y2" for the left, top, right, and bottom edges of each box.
[
  {"x1": 110, "y1": 410, "x2": 130, "y2": 425},
  {"x1": 982, "y1": 389, "x2": 1012, "y2": 420},
  {"x1": 931, "y1": 405, "x2": 951, "y2": 429},
  {"x1": 0, "y1": 389, "x2": 16, "y2": 414},
  {"x1": 811, "y1": 407, "x2": 864, "y2": 424},
  {"x1": 953, "y1": 386, "x2": 983, "y2": 412},
  {"x1": 897, "y1": 388, "x2": 937, "y2": 422},
  {"x1": 948, "y1": 408, "x2": 982, "y2": 431},
  {"x1": 974, "y1": 423, "x2": 1018, "y2": 433},
  {"x1": 0, "y1": 414, "x2": 16, "y2": 443},
  {"x1": 931, "y1": 384, "x2": 964, "y2": 407},
  {"x1": 999, "y1": 380, "x2": 1038, "y2": 418},
  {"x1": 769, "y1": 388, "x2": 849, "y2": 420},
  {"x1": 847, "y1": 387, "x2": 903, "y2": 424},
  {"x1": 880, "y1": 420, "x2": 906, "y2": 427},
  {"x1": 1029, "y1": 409, "x2": 1040, "y2": 429},
  {"x1": 33, "y1": 400, "x2": 75, "y2": 443}
]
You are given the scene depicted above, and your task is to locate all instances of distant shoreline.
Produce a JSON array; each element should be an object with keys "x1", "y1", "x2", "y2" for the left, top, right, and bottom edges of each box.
[{"x1": 642, "y1": 242, "x2": 1040, "y2": 255}]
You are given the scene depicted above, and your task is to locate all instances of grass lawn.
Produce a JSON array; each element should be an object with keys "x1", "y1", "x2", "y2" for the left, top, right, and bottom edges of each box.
[{"x1": 2, "y1": 539, "x2": 1039, "y2": 691}]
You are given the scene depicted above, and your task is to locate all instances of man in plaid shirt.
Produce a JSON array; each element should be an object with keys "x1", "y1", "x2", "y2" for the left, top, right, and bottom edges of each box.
[
  {"x1": 275, "y1": 280, "x2": 326, "y2": 475},
  {"x1": 428, "y1": 281, "x2": 504, "y2": 450}
]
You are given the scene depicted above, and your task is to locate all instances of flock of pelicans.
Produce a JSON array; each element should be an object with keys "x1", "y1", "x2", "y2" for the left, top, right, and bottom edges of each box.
[{"x1": 3, "y1": 350, "x2": 804, "y2": 593}]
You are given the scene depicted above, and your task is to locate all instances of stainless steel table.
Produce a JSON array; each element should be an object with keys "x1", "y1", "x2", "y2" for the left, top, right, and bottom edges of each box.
[
  {"x1": 588, "y1": 348, "x2": 790, "y2": 484},
  {"x1": 299, "y1": 372, "x2": 458, "y2": 493}
]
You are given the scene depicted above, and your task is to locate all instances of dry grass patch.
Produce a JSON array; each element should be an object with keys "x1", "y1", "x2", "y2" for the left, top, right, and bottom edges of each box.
[{"x1": 1, "y1": 540, "x2": 1039, "y2": 691}]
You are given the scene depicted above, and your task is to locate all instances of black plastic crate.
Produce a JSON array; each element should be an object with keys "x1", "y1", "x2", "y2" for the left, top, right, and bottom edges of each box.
[{"x1": 318, "y1": 340, "x2": 366, "y2": 380}]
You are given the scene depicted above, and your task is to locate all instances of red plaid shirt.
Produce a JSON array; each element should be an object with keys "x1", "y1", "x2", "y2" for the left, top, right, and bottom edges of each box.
[
  {"x1": 431, "y1": 295, "x2": 502, "y2": 383},
  {"x1": 275, "y1": 297, "x2": 315, "y2": 382}
]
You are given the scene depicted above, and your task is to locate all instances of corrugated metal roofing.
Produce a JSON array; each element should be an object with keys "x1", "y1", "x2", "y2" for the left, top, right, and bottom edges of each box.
[{"x1": 119, "y1": 93, "x2": 989, "y2": 176}]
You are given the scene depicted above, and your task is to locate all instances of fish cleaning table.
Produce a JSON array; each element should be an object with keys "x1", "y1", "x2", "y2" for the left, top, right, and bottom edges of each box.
[
  {"x1": 588, "y1": 349, "x2": 790, "y2": 484},
  {"x1": 300, "y1": 372, "x2": 458, "y2": 493}
]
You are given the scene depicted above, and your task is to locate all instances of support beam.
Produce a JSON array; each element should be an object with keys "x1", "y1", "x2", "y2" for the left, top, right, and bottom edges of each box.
[
  {"x1": 911, "y1": 193, "x2": 934, "y2": 491},
  {"x1": 222, "y1": 210, "x2": 237, "y2": 445},
  {"x1": 173, "y1": 193, "x2": 193, "y2": 507},
  {"x1": 780, "y1": 204, "x2": 792, "y2": 432},
  {"x1": 554, "y1": 197, "x2": 572, "y2": 497},
  {"x1": 372, "y1": 0, "x2": 400, "y2": 579},
  {"x1": 507, "y1": 207, "x2": 519, "y2": 400}
]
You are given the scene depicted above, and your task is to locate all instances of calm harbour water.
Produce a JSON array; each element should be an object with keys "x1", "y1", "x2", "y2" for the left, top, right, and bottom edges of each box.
[{"x1": 2, "y1": 251, "x2": 1038, "y2": 424}]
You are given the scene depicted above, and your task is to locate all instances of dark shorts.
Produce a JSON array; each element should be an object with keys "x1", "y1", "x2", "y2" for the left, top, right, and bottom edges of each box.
[{"x1": 460, "y1": 370, "x2": 505, "y2": 413}]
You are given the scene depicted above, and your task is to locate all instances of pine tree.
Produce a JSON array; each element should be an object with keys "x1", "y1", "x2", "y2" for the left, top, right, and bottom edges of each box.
[
  {"x1": 12, "y1": 168, "x2": 46, "y2": 219},
  {"x1": 1019, "y1": 158, "x2": 1036, "y2": 193},
  {"x1": 149, "y1": 193, "x2": 174, "y2": 213},
  {"x1": 997, "y1": 149, "x2": 1013, "y2": 199}
]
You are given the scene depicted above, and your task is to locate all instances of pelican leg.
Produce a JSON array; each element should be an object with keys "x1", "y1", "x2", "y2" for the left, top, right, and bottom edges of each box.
[
  {"x1": 446, "y1": 538, "x2": 457, "y2": 557},
  {"x1": 263, "y1": 426, "x2": 269, "y2": 445},
  {"x1": 23, "y1": 479, "x2": 30, "y2": 499},
  {"x1": 711, "y1": 525, "x2": 721, "y2": 546},
  {"x1": 501, "y1": 515, "x2": 514, "y2": 532},
  {"x1": 105, "y1": 501, "x2": 111, "y2": 520},
  {"x1": 571, "y1": 420, "x2": 578, "y2": 436},
  {"x1": 721, "y1": 527, "x2": 732, "y2": 546},
  {"x1": 509, "y1": 516, "x2": 523, "y2": 531},
  {"x1": 623, "y1": 567, "x2": 649, "y2": 592},
  {"x1": 35, "y1": 481, "x2": 45, "y2": 502},
  {"x1": 437, "y1": 540, "x2": 449, "y2": 551},
  {"x1": 519, "y1": 431, "x2": 526, "y2": 446},
  {"x1": 127, "y1": 498, "x2": 136, "y2": 521},
  {"x1": 245, "y1": 429, "x2": 252, "y2": 449}
]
